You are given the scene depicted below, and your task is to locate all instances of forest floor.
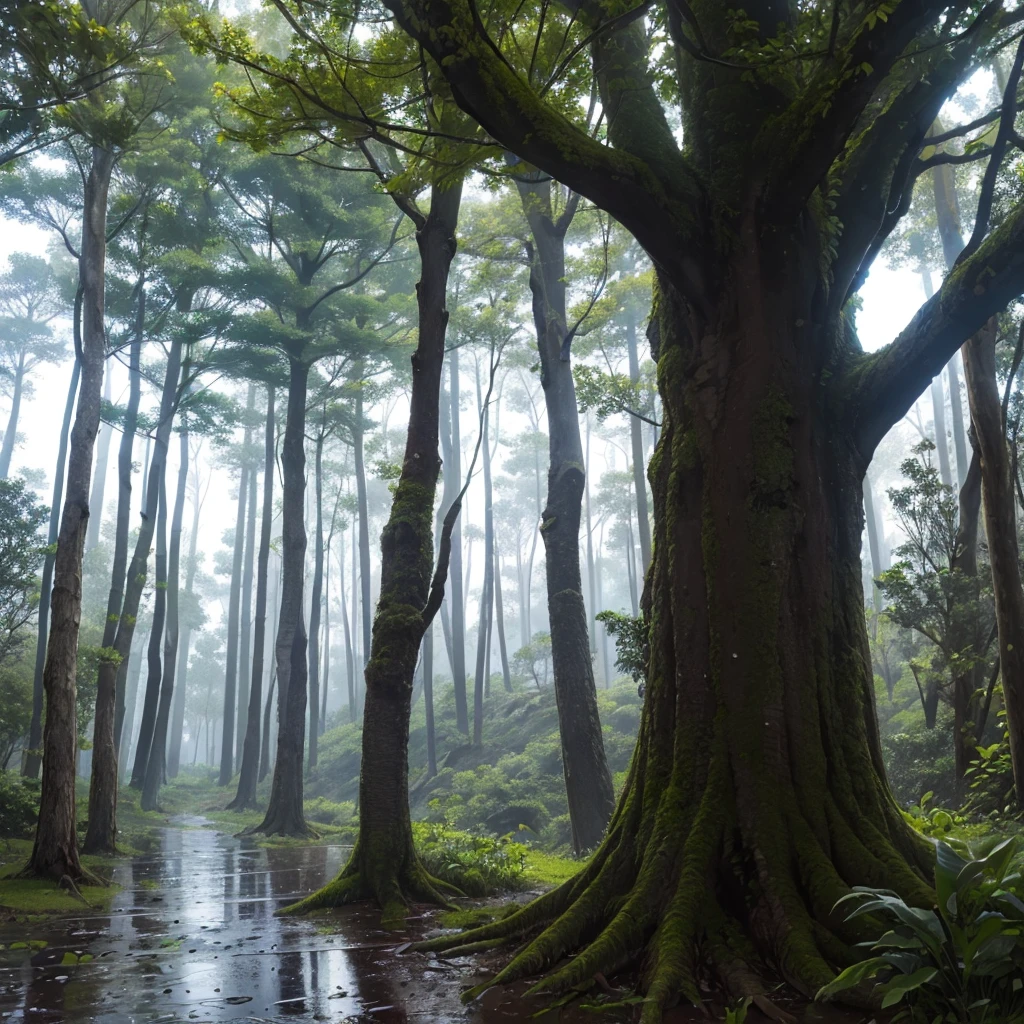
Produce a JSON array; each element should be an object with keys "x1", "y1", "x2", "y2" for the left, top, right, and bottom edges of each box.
[{"x1": 0, "y1": 815, "x2": 883, "y2": 1024}]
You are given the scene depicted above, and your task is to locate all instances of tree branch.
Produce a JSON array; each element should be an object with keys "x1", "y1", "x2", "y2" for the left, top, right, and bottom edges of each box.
[{"x1": 847, "y1": 200, "x2": 1024, "y2": 459}]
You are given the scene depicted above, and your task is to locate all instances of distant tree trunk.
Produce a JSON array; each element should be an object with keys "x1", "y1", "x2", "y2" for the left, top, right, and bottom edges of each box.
[
  {"x1": 231, "y1": 387, "x2": 275, "y2": 810},
  {"x1": 85, "y1": 335, "x2": 183, "y2": 853},
  {"x1": 626, "y1": 308, "x2": 652, "y2": 571},
  {"x1": 494, "y1": 540, "x2": 512, "y2": 693},
  {"x1": 863, "y1": 476, "x2": 884, "y2": 619},
  {"x1": 320, "y1": 560, "x2": 330, "y2": 734},
  {"x1": 447, "y1": 349, "x2": 469, "y2": 732},
  {"x1": 260, "y1": 670, "x2": 277, "y2": 783},
  {"x1": 118, "y1": 632, "x2": 144, "y2": 778},
  {"x1": 308, "y1": 425, "x2": 325, "y2": 769},
  {"x1": 962, "y1": 324, "x2": 1024, "y2": 805},
  {"x1": 247, "y1": 357, "x2": 311, "y2": 836},
  {"x1": 23, "y1": 359, "x2": 79, "y2": 780},
  {"x1": 0, "y1": 353, "x2": 25, "y2": 479},
  {"x1": 353, "y1": 389, "x2": 372, "y2": 678},
  {"x1": 473, "y1": 368, "x2": 494, "y2": 744},
  {"x1": 584, "y1": 417, "x2": 598, "y2": 662},
  {"x1": 340, "y1": 525, "x2": 355, "y2": 722},
  {"x1": 130, "y1": 467, "x2": 168, "y2": 789},
  {"x1": 168, "y1": 437, "x2": 199, "y2": 779},
  {"x1": 141, "y1": 428, "x2": 188, "y2": 809},
  {"x1": 85, "y1": 371, "x2": 113, "y2": 551},
  {"x1": 947, "y1": 353, "x2": 969, "y2": 490},
  {"x1": 218, "y1": 460, "x2": 248, "y2": 785},
  {"x1": 284, "y1": 178, "x2": 463, "y2": 918},
  {"x1": 350, "y1": 510, "x2": 362, "y2": 713},
  {"x1": 516, "y1": 176, "x2": 615, "y2": 853},
  {"x1": 236, "y1": 390, "x2": 258, "y2": 775},
  {"x1": 26, "y1": 146, "x2": 113, "y2": 882}
]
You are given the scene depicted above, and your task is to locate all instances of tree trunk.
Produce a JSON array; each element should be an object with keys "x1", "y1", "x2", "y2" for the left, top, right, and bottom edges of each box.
[
  {"x1": 129, "y1": 464, "x2": 168, "y2": 789},
  {"x1": 284, "y1": 180, "x2": 463, "y2": 917},
  {"x1": 231, "y1": 387, "x2": 275, "y2": 810},
  {"x1": 962, "y1": 326, "x2": 1024, "y2": 805},
  {"x1": 308, "y1": 426, "x2": 325, "y2": 769},
  {"x1": 218, "y1": 460, "x2": 248, "y2": 785},
  {"x1": 420, "y1": 272, "x2": 936, "y2": 1011},
  {"x1": 85, "y1": 370, "x2": 113, "y2": 551},
  {"x1": 168, "y1": 435, "x2": 200, "y2": 778},
  {"x1": 473, "y1": 368, "x2": 494, "y2": 744},
  {"x1": 236, "y1": 389, "x2": 258, "y2": 775},
  {"x1": 446, "y1": 349, "x2": 469, "y2": 732},
  {"x1": 626, "y1": 309, "x2": 652, "y2": 571},
  {"x1": 0, "y1": 356, "x2": 25, "y2": 479},
  {"x1": 141, "y1": 427, "x2": 188, "y2": 810},
  {"x1": 353, "y1": 391, "x2": 373, "y2": 680},
  {"x1": 494, "y1": 540, "x2": 512, "y2": 693},
  {"x1": 247, "y1": 358, "x2": 311, "y2": 836},
  {"x1": 320, "y1": 544, "x2": 330, "y2": 735},
  {"x1": 85, "y1": 335, "x2": 183, "y2": 853},
  {"x1": 517, "y1": 178, "x2": 615, "y2": 853},
  {"x1": 340, "y1": 525, "x2": 355, "y2": 722},
  {"x1": 25, "y1": 146, "x2": 113, "y2": 882},
  {"x1": 118, "y1": 631, "x2": 144, "y2": 778},
  {"x1": 23, "y1": 359, "x2": 79, "y2": 780}
]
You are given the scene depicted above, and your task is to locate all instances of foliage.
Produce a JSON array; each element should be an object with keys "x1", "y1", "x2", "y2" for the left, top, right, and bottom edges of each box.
[
  {"x1": 818, "y1": 837, "x2": 1024, "y2": 1022},
  {"x1": 0, "y1": 664, "x2": 31, "y2": 770},
  {"x1": 903, "y1": 791, "x2": 970, "y2": 840},
  {"x1": 0, "y1": 477, "x2": 46, "y2": 667},
  {"x1": 412, "y1": 820, "x2": 528, "y2": 896},
  {"x1": 596, "y1": 610, "x2": 647, "y2": 687},
  {"x1": 0, "y1": 770, "x2": 39, "y2": 839},
  {"x1": 964, "y1": 708, "x2": 1020, "y2": 821}
]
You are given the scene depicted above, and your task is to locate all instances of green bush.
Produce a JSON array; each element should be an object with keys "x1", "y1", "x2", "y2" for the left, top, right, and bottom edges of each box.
[
  {"x1": 413, "y1": 821, "x2": 528, "y2": 896},
  {"x1": 0, "y1": 770, "x2": 39, "y2": 839},
  {"x1": 817, "y1": 836, "x2": 1024, "y2": 1022}
]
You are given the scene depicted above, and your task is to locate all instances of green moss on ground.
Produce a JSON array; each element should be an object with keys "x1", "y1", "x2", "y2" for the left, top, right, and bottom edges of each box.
[{"x1": 0, "y1": 876, "x2": 118, "y2": 915}]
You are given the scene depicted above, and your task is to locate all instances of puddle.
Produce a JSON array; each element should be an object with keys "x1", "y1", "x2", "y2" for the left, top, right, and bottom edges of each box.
[{"x1": 0, "y1": 821, "x2": 879, "y2": 1023}]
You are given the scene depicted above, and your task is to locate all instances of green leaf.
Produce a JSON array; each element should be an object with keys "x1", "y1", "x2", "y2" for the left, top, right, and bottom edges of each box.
[{"x1": 879, "y1": 967, "x2": 938, "y2": 1008}]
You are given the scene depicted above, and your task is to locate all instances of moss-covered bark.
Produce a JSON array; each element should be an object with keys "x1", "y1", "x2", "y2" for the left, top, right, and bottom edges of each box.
[
  {"x1": 283, "y1": 179, "x2": 464, "y2": 916},
  {"x1": 416, "y1": 263, "x2": 935, "y2": 1015}
]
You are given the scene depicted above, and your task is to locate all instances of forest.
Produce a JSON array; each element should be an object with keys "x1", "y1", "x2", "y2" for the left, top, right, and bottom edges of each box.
[{"x1": 2, "y1": 0, "x2": 1024, "y2": 1021}]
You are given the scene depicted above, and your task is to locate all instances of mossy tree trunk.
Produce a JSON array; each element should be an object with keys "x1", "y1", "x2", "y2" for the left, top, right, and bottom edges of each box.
[
  {"x1": 26, "y1": 146, "x2": 113, "y2": 882},
  {"x1": 283, "y1": 179, "x2": 463, "y2": 919},
  {"x1": 385, "y1": 0, "x2": 1024, "y2": 1010},
  {"x1": 308, "y1": 422, "x2": 325, "y2": 769},
  {"x1": 246, "y1": 357, "x2": 312, "y2": 837}
]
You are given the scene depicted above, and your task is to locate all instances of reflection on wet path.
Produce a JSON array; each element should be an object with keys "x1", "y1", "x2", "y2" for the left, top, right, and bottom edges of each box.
[
  {"x1": 0, "y1": 819, "x2": 475, "y2": 1024},
  {"x1": 0, "y1": 821, "x2": 876, "y2": 1024}
]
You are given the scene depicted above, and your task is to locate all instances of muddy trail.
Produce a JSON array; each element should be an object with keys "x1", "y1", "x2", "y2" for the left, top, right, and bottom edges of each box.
[{"x1": 0, "y1": 820, "x2": 874, "y2": 1024}]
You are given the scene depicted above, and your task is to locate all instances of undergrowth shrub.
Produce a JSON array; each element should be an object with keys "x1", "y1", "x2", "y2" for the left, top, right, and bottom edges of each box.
[
  {"x1": 413, "y1": 821, "x2": 528, "y2": 896},
  {"x1": 0, "y1": 770, "x2": 39, "y2": 839}
]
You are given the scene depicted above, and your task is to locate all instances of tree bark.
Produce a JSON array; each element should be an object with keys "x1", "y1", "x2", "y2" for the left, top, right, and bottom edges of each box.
[
  {"x1": 308, "y1": 424, "x2": 325, "y2": 768},
  {"x1": 446, "y1": 349, "x2": 469, "y2": 732},
  {"x1": 340, "y1": 524, "x2": 355, "y2": 722},
  {"x1": 494, "y1": 539, "x2": 512, "y2": 693},
  {"x1": 353, "y1": 387, "x2": 373, "y2": 681},
  {"x1": 626, "y1": 308, "x2": 652, "y2": 572},
  {"x1": 236, "y1": 386, "x2": 257, "y2": 769},
  {"x1": 141, "y1": 426, "x2": 188, "y2": 810},
  {"x1": 85, "y1": 370, "x2": 113, "y2": 551},
  {"x1": 218, "y1": 458, "x2": 248, "y2": 785},
  {"x1": 284, "y1": 179, "x2": 463, "y2": 917},
  {"x1": 0, "y1": 356, "x2": 25, "y2": 480},
  {"x1": 129, "y1": 462, "x2": 167, "y2": 789},
  {"x1": 516, "y1": 178, "x2": 615, "y2": 853},
  {"x1": 473, "y1": 366, "x2": 494, "y2": 744},
  {"x1": 230, "y1": 387, "x2": 275, "y2": 810},
  {"x1": 85, "y1": 335, "x2": 182, "y2": 852},
  {"x1": 25, "y1": 146, "x2": 113, "y2": 882},
  {"x1": 247, "y1": 358, "x2": 311, "y2": 836},
  {"x1": 962, "y1": 325, "x2": 1024, "y2": 805},
  {"x1": 23, "y1": 358, "x2": 79, "y2": 780},
  {"x1": 167, "y1": 435, "x2": 199, "y2": 779}
]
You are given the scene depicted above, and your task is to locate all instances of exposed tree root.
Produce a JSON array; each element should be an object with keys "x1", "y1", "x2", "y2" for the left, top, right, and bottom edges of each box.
[
  {"x1": 413, "y1": 726, "x2": 933, "y2": 1022},
  {"x1": 279, "y1": 840, "x2": 463, "y2": 926}
]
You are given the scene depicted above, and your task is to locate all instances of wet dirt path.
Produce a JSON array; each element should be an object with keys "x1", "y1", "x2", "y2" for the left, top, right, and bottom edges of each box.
[{"x1": 0, "y1": 820, "x2": 875, "y2": 1024}]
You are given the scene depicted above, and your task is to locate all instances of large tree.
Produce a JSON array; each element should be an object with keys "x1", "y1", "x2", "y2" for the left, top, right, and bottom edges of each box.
[{"x1": 378, "y1": 0, "x2": 1024, "y2": 1014}]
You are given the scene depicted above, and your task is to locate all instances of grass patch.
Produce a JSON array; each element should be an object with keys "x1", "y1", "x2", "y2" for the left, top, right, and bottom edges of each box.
[{"x1": 0, "y1": 876, "x2": 118, "y2": 915}]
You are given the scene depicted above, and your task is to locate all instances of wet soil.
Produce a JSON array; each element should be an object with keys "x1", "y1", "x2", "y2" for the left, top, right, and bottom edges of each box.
[{"x1": 0, "y1": 820, "x2": 878, "y2": 1024}]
